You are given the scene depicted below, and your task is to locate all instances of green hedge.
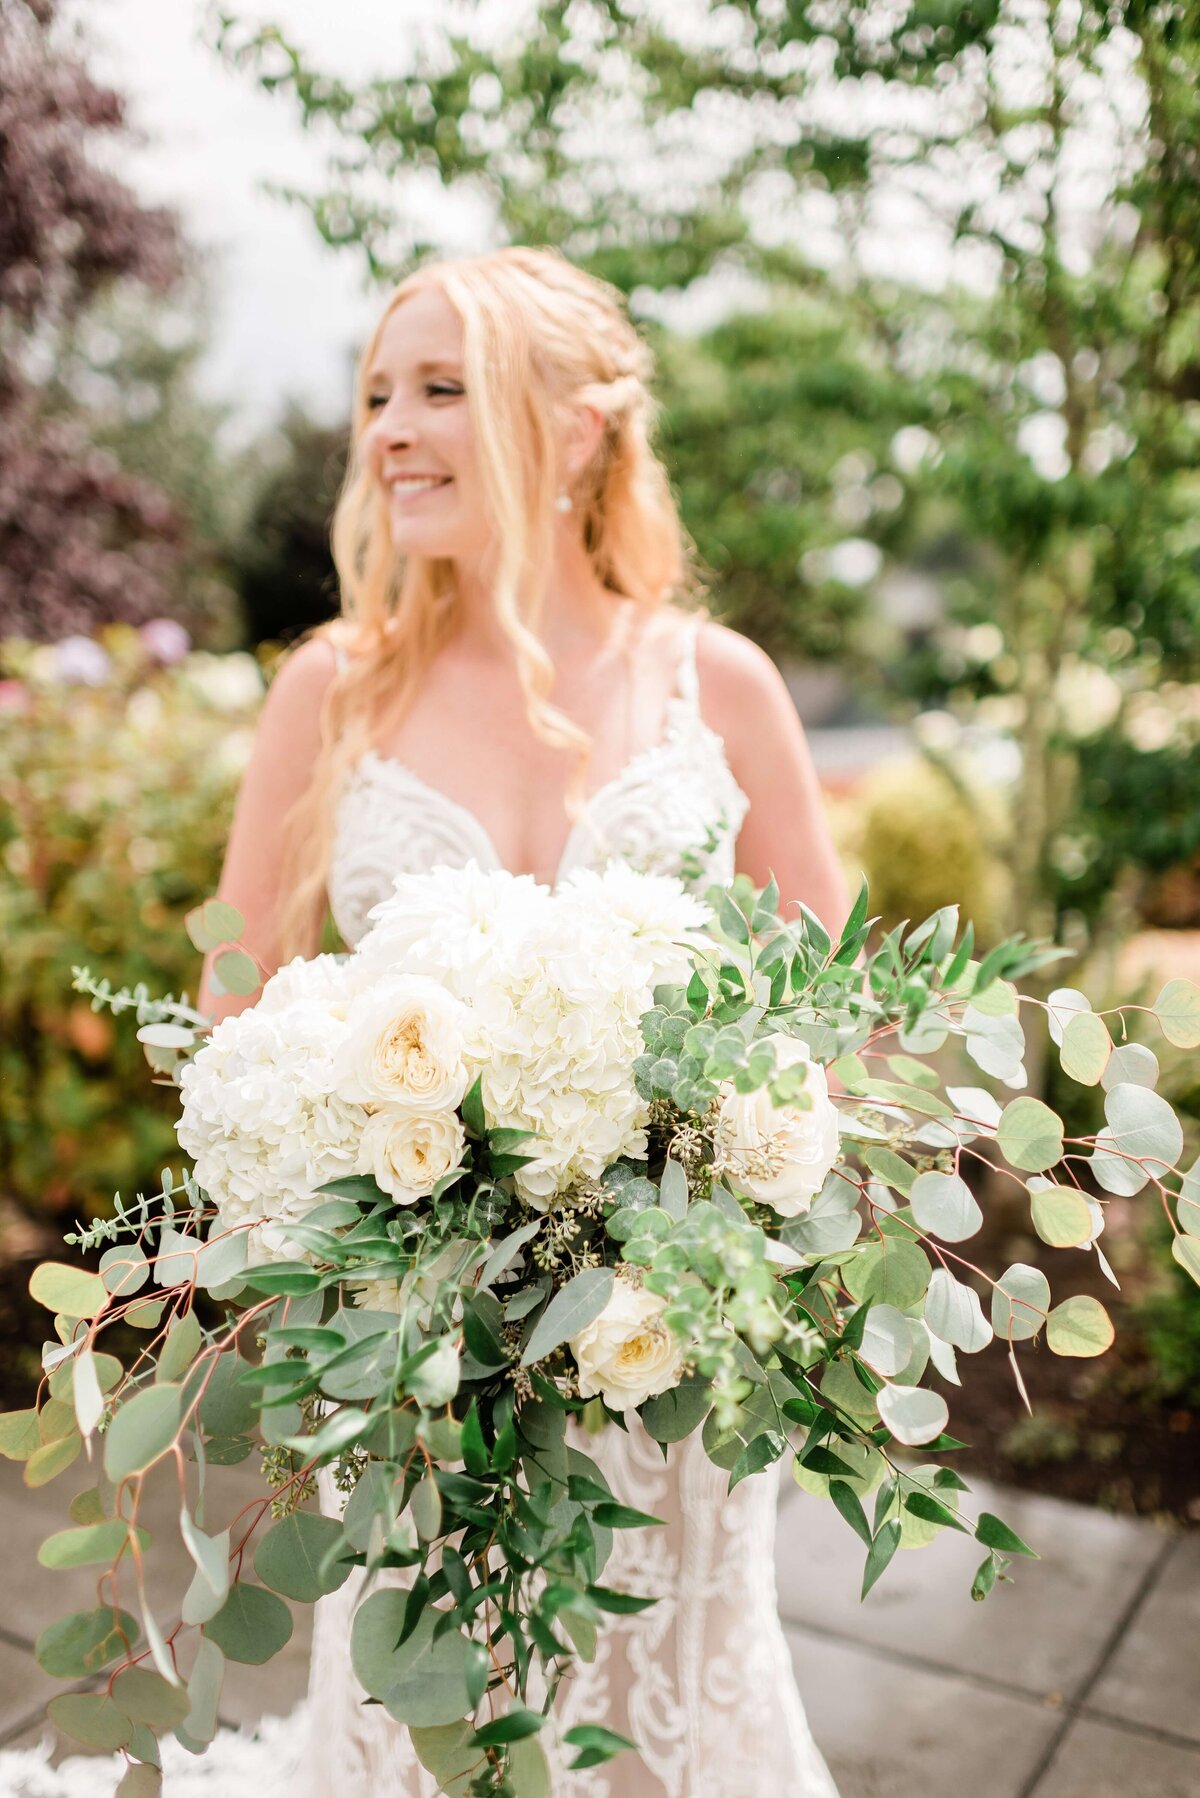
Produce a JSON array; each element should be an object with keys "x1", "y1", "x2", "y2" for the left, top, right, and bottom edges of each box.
[{"x1": 0, "y1": 626, "x2": 266, "y2": 1222}]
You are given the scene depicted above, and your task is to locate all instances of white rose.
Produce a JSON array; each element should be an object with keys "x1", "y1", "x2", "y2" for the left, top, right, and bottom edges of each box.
[
  {"x1": 570, "y1": 1278, "x2": 686, "y2": 1411},
  {"x1": 360, "y1": 1108, "x2": 466, "y2": 1205},
  {"x1": 716, "y1": 1032, "x2": 840, "y2": 1217},
  {"x1": 337, "y1": 977, "x2": 471, "y2": 1111}
]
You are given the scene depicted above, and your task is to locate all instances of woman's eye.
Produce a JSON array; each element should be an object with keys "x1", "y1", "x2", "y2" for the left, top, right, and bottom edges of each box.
[{"x1": 366, "y1": 386, "x2": 460, "y2": 410}]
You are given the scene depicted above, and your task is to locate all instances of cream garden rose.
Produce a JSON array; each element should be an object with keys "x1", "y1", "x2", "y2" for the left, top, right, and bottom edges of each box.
[
  {"x1": 359, "y1": 1108, "x2": 466, "y2": 1205},
  {"x1": 336, "y1": 976, "x2": 471, "y2": 1112},
  {"x1": 570, "y1": 1277, "x2": 686, "y2": 1411},
  {"x1": 715, "y1": 1031, "x2": 840, "y2": 1217}
]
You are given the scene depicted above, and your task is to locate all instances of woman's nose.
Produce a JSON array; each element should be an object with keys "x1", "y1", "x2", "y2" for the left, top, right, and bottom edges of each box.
[{"x1": 370, "y1": 397, "x2": 415, "y2": 444}]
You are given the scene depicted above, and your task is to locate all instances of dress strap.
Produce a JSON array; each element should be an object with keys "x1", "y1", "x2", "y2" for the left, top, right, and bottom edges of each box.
[{"x1": 675, "y1": 614, "x2": 702, "y2": 710}]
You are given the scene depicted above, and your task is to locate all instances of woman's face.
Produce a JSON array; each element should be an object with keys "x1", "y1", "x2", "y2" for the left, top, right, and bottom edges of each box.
[{"x1": 361, "y1": 285, "x2": 493, "y2": 565}]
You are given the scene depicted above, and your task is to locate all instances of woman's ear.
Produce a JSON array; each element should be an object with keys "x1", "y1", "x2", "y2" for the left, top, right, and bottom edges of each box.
[{"x1": 565, "y1": 402, "x2": 608, "y2": 481}]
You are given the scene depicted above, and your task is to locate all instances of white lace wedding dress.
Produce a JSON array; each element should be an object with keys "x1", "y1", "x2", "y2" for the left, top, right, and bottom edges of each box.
[{"x1": 0, "y1": 618, "x2": 838, "y2": 1798}]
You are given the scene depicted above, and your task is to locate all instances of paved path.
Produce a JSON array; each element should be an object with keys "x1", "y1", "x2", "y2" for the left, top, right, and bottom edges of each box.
[{"x1": 0, "y1": 1458, "x2": 1195, "y2": 1796}]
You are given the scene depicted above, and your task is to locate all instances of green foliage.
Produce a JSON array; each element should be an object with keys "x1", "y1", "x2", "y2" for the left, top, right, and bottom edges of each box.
[
  {"x1": 224, "y1": 405, "x2": 347, "y2": 648},
  {"x1": 846, "y1": 756, "x2": 1010, "y2": 950},
  {"x1": 653, "y1": 305, "x2": 930, "y2": 662},
  {"x1": 0, "y1": 630, "x2": 264, "y2": 1224},
  {"x1": 209, "y1": 0, "x2": 1200, "y2": 957},
  {"x1": 11, "y1": 867, "x2": 1199, "y2": 1791}
]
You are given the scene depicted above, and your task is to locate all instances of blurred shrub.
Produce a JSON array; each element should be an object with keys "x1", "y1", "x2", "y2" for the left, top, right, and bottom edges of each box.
[
  {"x1": 227, "y1": 405, "x2": 346, "y2": 648},
  {"x1": 0, "y1": 624, "x2": 265, "y2": 1222},
  {"x1": 840, "y1": 753, "x2": 1010, "y2": 949}
]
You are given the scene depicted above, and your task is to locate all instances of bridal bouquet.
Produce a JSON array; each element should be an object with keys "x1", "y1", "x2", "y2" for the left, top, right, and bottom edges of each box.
[{"x1": 7, "y1": 863, "x2": 1200, "y2": 1795}]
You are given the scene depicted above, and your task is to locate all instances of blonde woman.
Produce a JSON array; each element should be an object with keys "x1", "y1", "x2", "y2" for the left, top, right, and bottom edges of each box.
[{"x1": 201, "y1": 247, "x2": 847, "y2": 1797}]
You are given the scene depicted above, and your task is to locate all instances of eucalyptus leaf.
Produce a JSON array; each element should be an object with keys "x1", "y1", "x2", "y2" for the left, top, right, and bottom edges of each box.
[
  {"x1": 876, "y1": 1384, "x2": 949, "y2": 1447},
  {"x1": 1170, "y1": 1234, "x2": 1200, "y2": 1288},
  {"x1": 110, "y1": 1667, "x2": 191, "y2": 1730},
  {"x1": 254, "y1": 1511, "x2": 350, "y2": 1601},
  {"x1": 203, "y1": 1583, "x2": 292, "y2": 1664},
  {"x1": 152, "y1": 1227, "x2": 198, "y2": 1288},
  {"x1": 46, "y1": 1693, "x2": 133, "y2": 1752},
  {"x1": 351, "y1": 1593, "x2": 473, "y2": 1726},
  {"x1": 640, "y1": 1375, "x2": 712, "y2": 1444},
  {"x1": 1103, "y1": 1083, "x2": 1184, "y2": 1179},
  {"x1": 195, "y1": 1227, "x2": 250, "y2": 1290},
  {"x1": 38, "y1": 1519, "x2": 147, "y2": 1570},
  {"x1": 1154, "y1": 977, "x2": 1200, "y2": 1048},
  {"x1": 410, "y1": 1721, "x2": 477, "y2": 1797},
  {"x1": 857, "y1": 1305, "x2": 916, "y2": 1378},
  {"x1": 157, "y1": 1312, "x2": 202, "y2": 1383},
  {"x1": 1101, "y1": 1042, "x2": 1159, "y2": 1092},
  {"x1": 1045, "y1": 987, "x2": 1092, "y2": 1046},
  {"x1": 1059, "y1": 1009, "x2": 1111, "y2": 1085},
  {"x1": 996, "y1": 1098, "x2": 1064, "y2": 1174},
  {"x1": 29, "y1": 1263, "x2": 107, "y2": 1320},
  {"x1": 72, "y1": 1347, "x2": 105, "y2": 1438},
  {"x1": 104, "y1": 1384, "x2": 182, "y2": 1484},
  {"x1": 180, "y1": 1509, "x2": 231, "y2": 1626},
  {"x1": 660, "y1": 1158, "x2": 689, "y2": 1219},
  {"x1": 1029, "y1": 1185, "x2": 1095, "y2": 1249},
  {"x1": 183, "y1": 1636, "x2": 224, "y2": 1745},
  {"x1": 479, "y1": 1218, "x2": 541, "y2": 1289},
  {"x1": 1046, "y1": 1295, "x2": 1114, "y2": 1358},
  {"x1": 843, "y1": 1240, "x2": 930, "y2": 1310},
  {"x1": 0, "y1": 1408, "x2": 40, "y2": 1462},
  {"x1": 100, "y1": 1243, "x2": 149, "y2": 1298},
  {"x1": 991, "y1": 1265, "x2": 1050, "y2": 1343},
  {"x1": 909, "y1": 1172, "x2": 983, "y2": 1243},
  {"x1": 521, "y1": 1267, "x2": 615, "y2": 1367},
  {"x1": 36, "y1": 1606, "x2": 140, "y2": 1679}
]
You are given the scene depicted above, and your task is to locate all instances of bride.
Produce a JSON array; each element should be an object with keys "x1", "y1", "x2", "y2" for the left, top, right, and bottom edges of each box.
[{"x1": 196, "y1": 245, "x2": 848, "y2": 1797}]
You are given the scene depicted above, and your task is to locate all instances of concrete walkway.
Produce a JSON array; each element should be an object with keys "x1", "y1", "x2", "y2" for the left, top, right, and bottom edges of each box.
[{"x1": 0, "y1": 1458, "x2": 1195, "y2": 1796}]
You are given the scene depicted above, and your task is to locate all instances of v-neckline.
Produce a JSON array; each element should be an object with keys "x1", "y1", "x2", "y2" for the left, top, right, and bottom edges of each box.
[
  {"x1": 354, "y1": 692, "x2": 697, "y2": 887},
  {"x1": 348, "y1": 611, "x2": 707, "y2": 886}
]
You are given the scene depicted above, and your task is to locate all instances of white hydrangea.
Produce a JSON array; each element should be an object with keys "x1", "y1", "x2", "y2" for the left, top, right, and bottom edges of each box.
[
  {"x1": 178, "y1": 994, "x2": 366, "y2": 1265},
  {"x1": 355, "y1": 860, "x2": 551, "y2": 1000},
  {"x1": 556, "y1": 864, "x2": 712, "y2": 987},
  {"x1": 255, "y1": 952, "x2": 358, "y2": 1016},
  {"x1": 177, "y1": 865, "x2": 717, "y2": 1248},
  {"x1": 470, "y1": 903, "x2": 666, "y2": 1205}
]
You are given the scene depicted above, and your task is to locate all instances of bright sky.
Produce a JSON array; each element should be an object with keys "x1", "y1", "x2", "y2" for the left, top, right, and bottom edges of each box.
[{"x1": 85, "y1": 0, "x2": 420, "y2": 433}]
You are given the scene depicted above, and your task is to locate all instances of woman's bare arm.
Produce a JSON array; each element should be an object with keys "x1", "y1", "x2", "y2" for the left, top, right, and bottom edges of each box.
[
  {"x1": 197, "y1": 636, "x2": 338, "y2": 1023},
  {"x1": 697, "y1": 621, "x2": 852, "y2": 939}
]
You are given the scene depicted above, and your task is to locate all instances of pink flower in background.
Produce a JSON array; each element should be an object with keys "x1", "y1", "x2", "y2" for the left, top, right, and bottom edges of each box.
[
  {"x1": 0, "y1": 680, "x2": 29, "y2": 713},
  {"x1": 53, "y1": 636, "x2": 111, "y2": 686},
  {"x1": 139, "y1": 617, "x2": 191, "y2": 666}
]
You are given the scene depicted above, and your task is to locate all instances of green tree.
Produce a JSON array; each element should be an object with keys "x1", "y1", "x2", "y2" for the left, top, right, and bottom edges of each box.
[
  {"x1": 214, "y1": 0, "x2": 1200, "y2": 964},
  {"x1": 226, "y1": 405, "x2": 347, "y2": 647},
  {"x1": 44, "y1": 274, "x2": 250, "y2": 647}
]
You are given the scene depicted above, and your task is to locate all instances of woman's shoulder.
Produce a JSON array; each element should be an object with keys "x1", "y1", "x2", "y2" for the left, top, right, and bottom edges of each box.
[
  {"x1": 255, "y1": 629, "x2": 346, "y2": 744},
  {"x1": 679, "y1": 614, "x2": 795, "y2": 769},
  {"x1": 268, "y1": 621, "x2": 363, "y2": 691},
  {"x1": 689, "y1": 614, "x2": 784, "y2": 705}
]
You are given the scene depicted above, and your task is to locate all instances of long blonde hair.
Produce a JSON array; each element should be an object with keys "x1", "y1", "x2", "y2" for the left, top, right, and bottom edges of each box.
[{"x1": 276, "y1": 244, "x2": 709, "y2": 959}]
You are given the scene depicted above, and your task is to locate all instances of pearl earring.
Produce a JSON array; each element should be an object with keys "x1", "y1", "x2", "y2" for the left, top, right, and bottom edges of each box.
[{"x1": 555, "y1": 488, "x2": 574, "y2": 513}]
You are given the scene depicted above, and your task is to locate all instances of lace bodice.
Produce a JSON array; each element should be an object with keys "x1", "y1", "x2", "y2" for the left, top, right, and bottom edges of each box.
[{"x1": 327, "y1": 615, "x2": 750, "y2": 947}]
